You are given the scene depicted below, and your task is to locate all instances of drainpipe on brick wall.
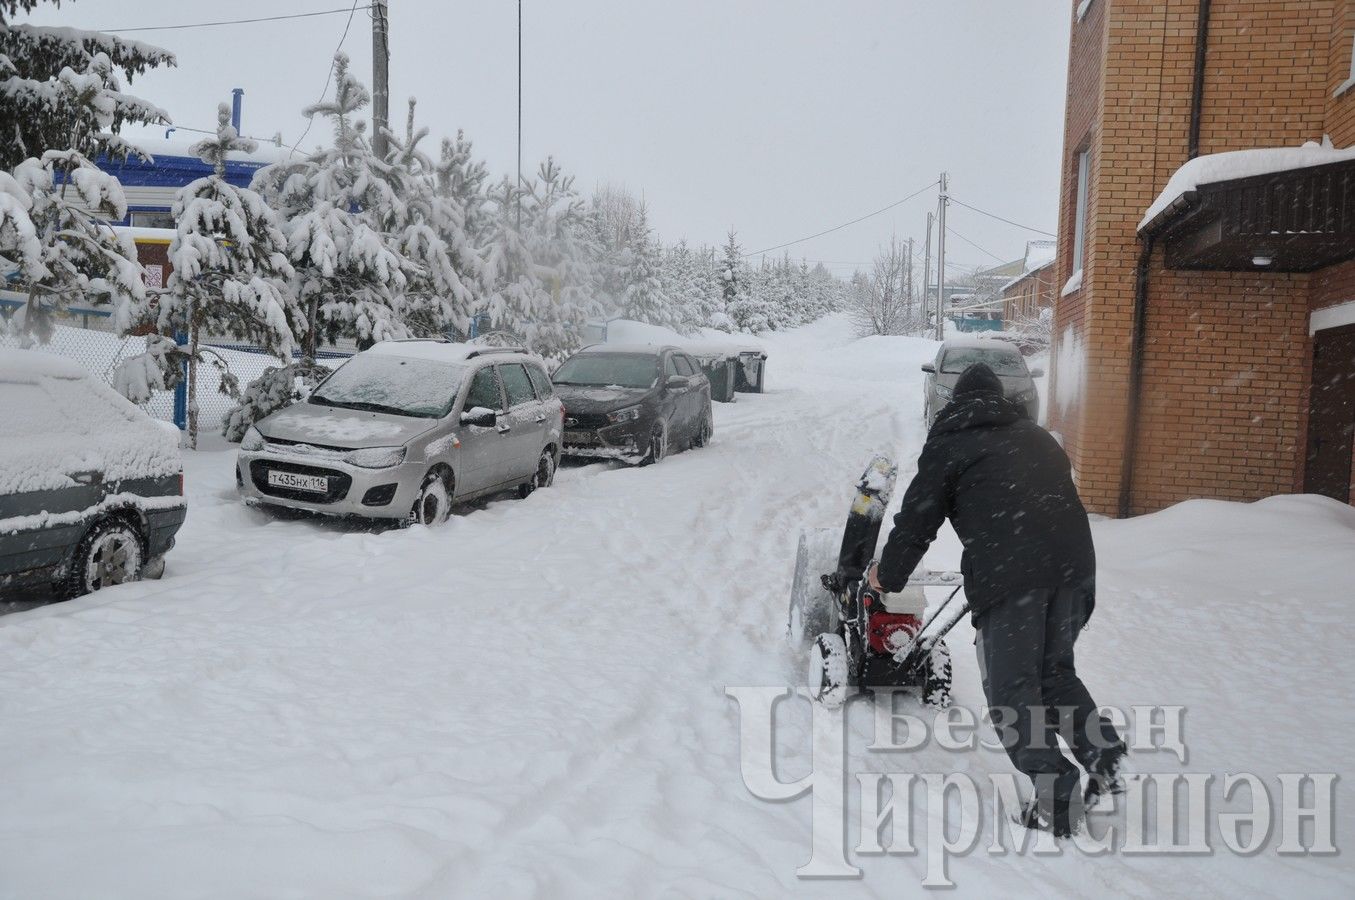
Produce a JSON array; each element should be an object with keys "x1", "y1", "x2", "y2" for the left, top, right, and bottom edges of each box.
[
  {"x1": 1119, "y1": 237, "x2": 1155, "y2": 519},
  {"x1": 1188, "y1": 0, "x2": 1212, "y2": 159}
]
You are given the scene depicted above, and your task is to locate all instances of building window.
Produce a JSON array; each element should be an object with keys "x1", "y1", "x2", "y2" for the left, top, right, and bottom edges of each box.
[
  {"x1": 1066, "y1": 149, "x2": 1089, "y2": 292},
  {"x1": 1336, "y1": 33, "x2": 1355, "y2": 98},
  {"x1": 130, "y1": 209, "x2": 174, "y2": 229}
]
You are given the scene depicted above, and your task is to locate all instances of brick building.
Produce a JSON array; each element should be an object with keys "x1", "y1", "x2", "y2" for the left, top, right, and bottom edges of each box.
[
  {"x1": 1001, "y1": 240, "x2": 1059, "y2": 323},
  {"x1": 1048, "y1": 0, "x2": 1355, "y2": 516}
]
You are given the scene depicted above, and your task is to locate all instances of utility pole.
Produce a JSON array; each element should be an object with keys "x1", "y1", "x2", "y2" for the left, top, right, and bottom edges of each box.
[
  {"x1": 516, "y1": 0, "x2": 523, "y2": 231},
  {"x1": 371, "y1": 0, "x2": 390, "y2": 161},
  {"x1": 934, "y1": 172, "x2": 949, "y2": 341},
  {"x1": 905, "y1": 237, "x2": 914, "y2": 316},
  {"x1": 923, "y1": 211, "x2": 933, "y2": 336}
]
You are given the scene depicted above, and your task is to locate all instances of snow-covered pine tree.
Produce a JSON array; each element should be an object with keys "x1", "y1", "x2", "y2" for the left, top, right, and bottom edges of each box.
[
  {"x1": 5, "y1": 49, "x2": 154, "y2": 342},
  {"x1": 253, "y1": 52, "x2": 410, "y2": 364},
  {"x1": 619, "y1": 203, "x2": 679, "y2": 330},
  {"x1": 0, "y1": 1, "x2": 174, "y2": 170},
  {"x1": 482, "y1": 158, "x2": 601, "y2": 362},
  {"x1": 435, "y1": 129, "x2": 492, "y2": 255},
  {"x1": 384, "y1": 98, "x2": 480, "y2": 339},
  {"x1": 114, "y1": 102, "x2": 297, "y2": 447},
  {"x1": 713, "y1": 230, "x2": 748, "y2": 333}
]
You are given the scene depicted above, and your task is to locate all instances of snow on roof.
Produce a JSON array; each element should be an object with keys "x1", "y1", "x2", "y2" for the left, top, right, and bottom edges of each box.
[
  {"x1": 110, "y1": 225, "x2": 176, "y2": 244},
  {"x1": 942, "y1": 334, "x2": 1020, "y2": 350},
  {"x1": 998, "y1": 240, "x2": 1059, "y2": 293},
  {"x1": 580, "y1": 342, "x2": 669, "y2": 355},
  {"x1": 600, "y1": 318, "x2": 765, "y2": 357},
  {"x1": 125, "y1": 136, "x2": 296, "y2": 168},
  {"x1": 1140, "y1": 140, "x2": 1355, "y2": 230},
  {"x1": 0, "y1": 348, "x2": 89, "y2": 382}
]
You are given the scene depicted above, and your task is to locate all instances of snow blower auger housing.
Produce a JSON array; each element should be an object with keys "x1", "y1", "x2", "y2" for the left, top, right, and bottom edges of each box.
[{"x1": 786, "y1": 454, "x2": 965, "y2": 709}]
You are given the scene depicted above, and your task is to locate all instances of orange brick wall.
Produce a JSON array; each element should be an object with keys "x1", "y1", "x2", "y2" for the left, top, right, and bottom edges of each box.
[
  {"x1": 1002, "y1": 265, "x2": 1058, "y2": 322},
  {"x1": 1052, "y1": 0, "x2": 1355, "y2": 515}
]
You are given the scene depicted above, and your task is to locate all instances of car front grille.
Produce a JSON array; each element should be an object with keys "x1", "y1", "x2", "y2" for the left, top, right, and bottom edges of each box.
[
  {"x1": 564, "y1": 412, "x2": 611, "y2": 429},
  {"x1": 250, "y1": 459, "x2": 351, "y2": 503}
]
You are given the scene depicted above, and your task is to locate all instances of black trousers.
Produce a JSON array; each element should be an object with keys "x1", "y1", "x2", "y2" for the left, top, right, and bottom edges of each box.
[{"x1": 975, "y1": 587, "x2": 1121, "y2": 781}]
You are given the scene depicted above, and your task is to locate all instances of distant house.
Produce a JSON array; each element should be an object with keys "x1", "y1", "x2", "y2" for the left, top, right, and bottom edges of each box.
[{"x1": 1000, "y1": 240, "x2": 1058, "y2": 323}]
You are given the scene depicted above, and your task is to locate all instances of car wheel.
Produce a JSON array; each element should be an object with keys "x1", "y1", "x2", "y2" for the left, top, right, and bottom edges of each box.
[
  {"x1": 411, "y1": 470, "x2": 452, "y2": 526},
  {"x1": 692, "y1": 409, "x2": 713, "y2": 448},
  {"x1": 64, "y1": 517, "x2": 145, "y2": 598},
  {"x1": 519, "y1": 449, "x2": 556, "y2": 499},
  {"x1": 642, "y1": 421, "x2": 668, "y2": 466}
]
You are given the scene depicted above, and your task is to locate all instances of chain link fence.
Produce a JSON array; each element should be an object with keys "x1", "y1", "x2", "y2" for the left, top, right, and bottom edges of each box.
[{"x1": 0, "y1": 296, "x2": 350, "y2": 438}]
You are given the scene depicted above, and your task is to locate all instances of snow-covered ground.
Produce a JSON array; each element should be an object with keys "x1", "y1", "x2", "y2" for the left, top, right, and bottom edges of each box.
[{"x1": 1, "y1": 314, "x2": 1352, "y2": 897}]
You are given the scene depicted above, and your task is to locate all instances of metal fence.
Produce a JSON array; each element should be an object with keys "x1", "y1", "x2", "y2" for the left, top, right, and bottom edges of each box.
[{"x1": 0, "y1": 296, "x2": 351, "y2": 437}]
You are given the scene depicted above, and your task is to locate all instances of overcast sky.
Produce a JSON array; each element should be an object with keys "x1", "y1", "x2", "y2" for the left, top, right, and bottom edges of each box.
[{"x1": 38, "y1": 1, "x2": 1072, "y2": 277}]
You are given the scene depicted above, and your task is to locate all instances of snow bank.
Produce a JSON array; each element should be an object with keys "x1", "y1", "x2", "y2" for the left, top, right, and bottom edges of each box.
[
  {"x1": 602, "y1": 318, "x2": 765, "y2": 358},
  {"x1": 1140, "y1": 141, "x2": 1355, "y2": 230},
  {"x1": 0, "y1": 350, "x2": 181, "y2": 495}
]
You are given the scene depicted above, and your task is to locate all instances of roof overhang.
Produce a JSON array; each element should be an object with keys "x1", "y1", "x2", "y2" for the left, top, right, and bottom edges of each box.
[{"x1": 1138, "y1": 158, "x2": 1355, "y2": 272}]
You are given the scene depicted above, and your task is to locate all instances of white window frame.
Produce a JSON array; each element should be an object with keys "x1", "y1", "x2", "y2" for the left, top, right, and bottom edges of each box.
[
  {"x1": 1070, "y1": 149, "x2": 1089, "y2": 278},
  {"x1": 1336, "y1": 33, "x2": 1355, "y2": 98}
]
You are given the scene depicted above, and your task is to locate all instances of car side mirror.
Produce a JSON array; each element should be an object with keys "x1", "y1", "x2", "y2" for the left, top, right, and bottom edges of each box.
[
  {"x1": 665, "y1": 375, "x2": 689, "y2": 390},
  {"x1": 921, "y1": 363, "x2": 935, "y2": 374},
  {"x1": 1029, "y1": 367, "x2": 1045, "y2": 378},
  {"x1": 460, "y1": 406, "x2": 497, "y2": 427}
]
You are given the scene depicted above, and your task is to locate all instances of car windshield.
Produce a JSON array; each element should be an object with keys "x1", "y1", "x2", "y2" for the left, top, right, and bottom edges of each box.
[
  {"x1": 552, "y1": 354, "x2": 658, "y2": 389},
  {"x1": 310, "y1": 354, "x2": 468, "y2": 418},
  {"x1": 940, "y1": 346, "x2": 1028, "y2": 377}
]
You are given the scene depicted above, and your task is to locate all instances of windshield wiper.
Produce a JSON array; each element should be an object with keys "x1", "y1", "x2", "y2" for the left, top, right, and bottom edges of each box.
[{"x1": 312, "y1": 398, "x2": 415, "y2": 417}]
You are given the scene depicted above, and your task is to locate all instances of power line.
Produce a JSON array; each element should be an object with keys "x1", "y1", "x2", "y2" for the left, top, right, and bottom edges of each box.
[
  {"x1": 100, "y1": 5, "x2": 374, "y2": 34},
  {"x1": 290, "y1": 0, "x2": 364, "y2": 155},
  {"x1": 948, "y1": 196, "x2": 1056, "y2": 238},
  {"x1": 945, "y1": 224, "x2": 1006, "y2": 264},
  {"x1": 743, "y1": 179, "x2": 939, "y2": 258}
]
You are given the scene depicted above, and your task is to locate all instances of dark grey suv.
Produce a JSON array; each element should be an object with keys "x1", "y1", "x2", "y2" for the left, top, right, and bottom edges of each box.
[
  {"x1": 0, "y1": 350, "x2": 186, "y2": 599},
  {"x1": 553, "y1": 344, "x2": 713, "y2": 464}
]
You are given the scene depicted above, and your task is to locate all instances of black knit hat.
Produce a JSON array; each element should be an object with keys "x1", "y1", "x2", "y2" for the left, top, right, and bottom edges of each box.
[{"x1": 953, "y1": 362, "x2": 1004, "y2": 398}]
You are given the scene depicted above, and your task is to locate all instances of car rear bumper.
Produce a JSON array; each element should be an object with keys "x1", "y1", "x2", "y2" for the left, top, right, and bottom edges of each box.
[{"x1": 236, "y1": 450, "x2": 426, "y2": 520}]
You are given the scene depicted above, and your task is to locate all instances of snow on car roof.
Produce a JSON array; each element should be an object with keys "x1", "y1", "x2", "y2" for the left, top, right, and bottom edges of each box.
[
  {"x1": 0, "y1": 348, "x2": 90, "y2": 382},
  {"x1": 363, "y1": 339, "x2": 527, "y2": 364},
  {"x1": 578, "y1": 343, "x2": 668, "y2": 356},
  {"x1": 941, "y1": 335, "x2": 1021, "y2": 351}
]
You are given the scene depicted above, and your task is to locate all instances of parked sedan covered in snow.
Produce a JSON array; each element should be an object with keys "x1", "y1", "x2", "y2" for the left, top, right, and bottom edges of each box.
[
  {"x1": 0, "y1": 349, "x2": 186, "y2": 598},
  {"x1": 553, "y1": 344, "x2": 713, "y2": 464}
]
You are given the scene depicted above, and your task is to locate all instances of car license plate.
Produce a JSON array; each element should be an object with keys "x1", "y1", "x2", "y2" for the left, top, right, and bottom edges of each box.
[
  {"x1": 268, "y1": 470, "x2": 328, "y2": 493},
  {"x1": 564, "y1": 430, "x2": 597, "y2": 446}
]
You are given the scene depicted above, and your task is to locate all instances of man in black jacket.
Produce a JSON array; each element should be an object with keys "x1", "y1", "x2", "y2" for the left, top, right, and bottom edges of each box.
[{"x1": 868, "y1": 362, "x2": 1124, "y2": 836}]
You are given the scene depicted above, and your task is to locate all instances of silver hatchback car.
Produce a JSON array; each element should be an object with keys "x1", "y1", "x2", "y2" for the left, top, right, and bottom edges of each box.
[{"x1": 237, "y1": 340, "x2": 563, "y2": 525}]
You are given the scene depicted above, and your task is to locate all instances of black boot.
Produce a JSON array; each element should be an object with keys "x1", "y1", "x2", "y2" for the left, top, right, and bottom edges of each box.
[
  {"x1": 1083, "y1": 743, "x2": 1128, "y2": 807},
  {"x1": 1016, "y1": 764, "x2": 1082, "y2": 838}
]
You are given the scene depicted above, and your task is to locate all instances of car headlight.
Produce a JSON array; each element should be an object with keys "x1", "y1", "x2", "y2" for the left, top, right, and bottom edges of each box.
[
  {"x1": 1011, "y1": 388, "x2": 1037, "y2": 402},
  {"x1": 240, "y1": 426, "x2": 265, "y2": 452},
  {"x1": 934, "y1": 383, "x2": 953, "y2": 399},
  {"x1": 346, "y1": 446, "x2": 407, "y2": 468},
  {"x1": 607, "y1": 405, "x2": 642, "y2": 424}
]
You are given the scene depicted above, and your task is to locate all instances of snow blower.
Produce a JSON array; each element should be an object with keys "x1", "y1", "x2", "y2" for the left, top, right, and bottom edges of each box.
[{"x1": 786, "y1": 454, "x2": 967, "y2": 708}]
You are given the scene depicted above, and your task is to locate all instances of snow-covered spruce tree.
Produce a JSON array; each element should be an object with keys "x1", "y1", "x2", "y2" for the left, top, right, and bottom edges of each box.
[
  {"x1": 383, "y1": 99, "x2": 481, "y2": 339},
  {"x1": 713, "y1": 230, "x2": 747, "y2": 333},
  {"x1": 114, "y1": 103, "x2": 296, "y2": 447},
  {"x1": 435, "y1": 129, "x2": 492, "y2": 255},
  {"x1": 482, "y1": 158, "x2": 602, "y2": 361},
  {"x1": 0, "y1": 1, "x2": 174, "y2": 170},
  {"x1": 5, "y1": 52, "x2": 155, "y2": 342},
  {"x1": 618, "y1": 203, "x2": 679, "y2": 330},
  {"x1": 253, "y1": 52, "x2": 410, "y2": 365}
]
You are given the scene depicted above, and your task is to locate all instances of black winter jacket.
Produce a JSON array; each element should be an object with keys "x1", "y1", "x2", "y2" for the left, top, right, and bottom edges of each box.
[{"x1": 875, "y1": 394, "x2": 1096, "y2": 622}]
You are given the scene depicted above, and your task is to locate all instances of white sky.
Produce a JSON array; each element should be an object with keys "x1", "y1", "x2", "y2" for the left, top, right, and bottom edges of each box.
[{"x1": 35, "y1": 1, "x2": 1072, "y2": 277}]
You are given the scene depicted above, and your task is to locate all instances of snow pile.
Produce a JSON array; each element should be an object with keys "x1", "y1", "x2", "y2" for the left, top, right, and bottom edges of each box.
[
  {"x1": 1054, "y1": 325, "x2": 1085, "y2": 416},
  {"x1": 1140, "y1": 140, "x2": 1355, "y2": 229},
  {"x1": 0, "y1": 348, "x2": 180, "y2": 495},
  {"x1": 602, "y1": 317, "x2": 766, "y2": 359}
]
